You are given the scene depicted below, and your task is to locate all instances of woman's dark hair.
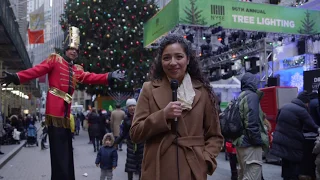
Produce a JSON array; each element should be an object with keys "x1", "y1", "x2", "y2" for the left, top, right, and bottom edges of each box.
[{"x1": 148, "y1": 33, "x2": 216, "y2": 108}]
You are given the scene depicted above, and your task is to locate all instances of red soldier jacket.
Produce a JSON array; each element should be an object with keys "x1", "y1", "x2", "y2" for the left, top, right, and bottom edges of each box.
[{"x1": 16, "y1": 53, "x2": 109, "y2": 128}]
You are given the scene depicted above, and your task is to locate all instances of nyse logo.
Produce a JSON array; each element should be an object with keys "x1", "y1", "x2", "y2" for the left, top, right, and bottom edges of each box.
[{"x1": 211, "y1": 5, "x2": 225, "y2": 21}]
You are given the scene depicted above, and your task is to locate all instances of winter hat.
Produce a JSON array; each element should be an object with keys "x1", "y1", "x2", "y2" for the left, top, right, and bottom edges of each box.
[
  {"x1": 102, "y1": 133, "x2": 115, "y2": 146},
  {"x1": 297, "y1": 91, "x2": 310, "y2": 104},
  {"x1": 126, "y1": 98, "x2": 137, "y2": 107}
]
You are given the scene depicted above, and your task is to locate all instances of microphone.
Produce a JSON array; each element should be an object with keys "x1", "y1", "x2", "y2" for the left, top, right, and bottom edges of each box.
[{"x1": 170, "y1": 79, "x2": 179, "y2": 122}]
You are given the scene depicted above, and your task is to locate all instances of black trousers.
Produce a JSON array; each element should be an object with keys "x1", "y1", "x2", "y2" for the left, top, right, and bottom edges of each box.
[
  {"x1": 229, "y1": 153, "x2": 238, "y2": 180},
  {"x1": 128, "y1": 172, "x2": 141, "y2": 180},
  {"x1": 48, "y1": 126, "x2": 75, "y2": 180},
  {"x1": 282, "y1": 159, "x2": 300, "y2": 180},
  {"x1": 92, "y1": 136, "x2": 101, "y2": 151}
]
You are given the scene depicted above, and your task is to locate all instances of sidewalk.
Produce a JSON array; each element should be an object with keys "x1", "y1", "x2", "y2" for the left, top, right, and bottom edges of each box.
[{"x1": 0, "y1": 122, "x2": 40, "y2": 168}]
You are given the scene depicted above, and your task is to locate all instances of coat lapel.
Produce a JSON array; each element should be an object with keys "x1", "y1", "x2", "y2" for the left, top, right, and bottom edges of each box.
[{"x1": 152, "y1": 78, "x2": 171, "y2": 110}]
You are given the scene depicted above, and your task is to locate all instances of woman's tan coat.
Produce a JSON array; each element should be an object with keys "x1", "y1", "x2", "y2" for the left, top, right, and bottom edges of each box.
[{"x1": 130, "y1": 78, "x2": 224, "y2": 180}]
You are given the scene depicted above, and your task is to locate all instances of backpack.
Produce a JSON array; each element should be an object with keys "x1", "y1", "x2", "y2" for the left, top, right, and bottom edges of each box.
[{"x1": 220, "y1": 91, "x2": 248, "y2": 139}]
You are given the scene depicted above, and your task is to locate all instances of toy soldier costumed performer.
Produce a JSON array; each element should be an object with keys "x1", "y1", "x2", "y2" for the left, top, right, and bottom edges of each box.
[{"x1": 0, "y1": 27, "x2": 125, "y2": 180}]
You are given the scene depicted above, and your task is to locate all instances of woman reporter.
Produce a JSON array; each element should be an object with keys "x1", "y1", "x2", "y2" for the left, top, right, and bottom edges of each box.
[{"x1": 129, "y1": 34, "x2": 223, "y2": 180}]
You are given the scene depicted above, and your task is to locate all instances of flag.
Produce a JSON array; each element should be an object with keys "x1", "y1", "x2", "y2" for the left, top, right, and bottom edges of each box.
[
  {"x1": 29, "y1": 5, "x2": 44, "y2": 30},
  {"x1": 28, "y1": 4, "x2": 45, "y2": 44},
  {"x1": 38, "y1": 75, "x2": 46, "y2": 83},
  {"x1": 28, "y1": 29, "x2": 44, "y2": 44}
]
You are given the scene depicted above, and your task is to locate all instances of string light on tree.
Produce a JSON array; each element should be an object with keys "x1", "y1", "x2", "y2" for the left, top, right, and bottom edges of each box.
[{"x1": 59, "y1": 0, "x2": 157, "y2": 94}]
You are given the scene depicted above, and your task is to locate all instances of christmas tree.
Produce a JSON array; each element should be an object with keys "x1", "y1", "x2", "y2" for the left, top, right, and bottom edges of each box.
[
  {"x1": 59, "y1": 0, "x2": 158, "y2": 95},
  {"x1": 181, "y1": 0, "x2": 207, "y2": 25},
  {"x1": 298, "y1": 10, "x2": 316, "y2": 35}
]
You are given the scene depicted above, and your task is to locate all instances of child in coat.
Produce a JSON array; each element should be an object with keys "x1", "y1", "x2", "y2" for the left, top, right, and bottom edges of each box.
[
  {"x1": 312, "y1": 135, "x2": 320, "y2": 180},
  {"x1": 96, "y1": 133, "x2": 118, "y2": 180}
]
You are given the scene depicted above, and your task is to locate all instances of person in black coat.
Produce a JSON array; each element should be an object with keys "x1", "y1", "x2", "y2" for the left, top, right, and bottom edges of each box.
[
  {"x1": 115, "y1": 98, "x2": 144, "y2": 180},
  {"x1": 98, "y1": 110, "x2": 108, "y2": 146},
  {"x1": 88, "y1": 108, "x2": 102, "y2": 152},
  {"x1": 309, "y1": 92, "x2": 320, "y2": 126},
  {"x1": 271, "y1": 91, "x2": 320, "y2": 180}
]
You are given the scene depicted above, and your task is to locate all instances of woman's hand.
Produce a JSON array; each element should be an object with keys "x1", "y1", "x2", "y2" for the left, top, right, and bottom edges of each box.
[{"x1": 163, "y1": 101, "x2": 182, "y2": 120}]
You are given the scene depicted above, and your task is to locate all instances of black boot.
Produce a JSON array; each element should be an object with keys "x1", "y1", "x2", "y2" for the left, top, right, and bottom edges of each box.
[{"x1": 128, "y1": 172, "x2": 133, "y2": 180}]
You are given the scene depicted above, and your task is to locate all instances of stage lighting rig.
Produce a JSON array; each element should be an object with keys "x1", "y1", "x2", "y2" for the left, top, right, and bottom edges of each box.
[
  {"x1": 211, "y1": 26, "x2": 223, "y2": 35},
  {"x1": 200, "y1": 44, "x2": 212, "y2": 58},
  {"x1": 185, "y1": 34, "x2": 194, "y2": 43}
]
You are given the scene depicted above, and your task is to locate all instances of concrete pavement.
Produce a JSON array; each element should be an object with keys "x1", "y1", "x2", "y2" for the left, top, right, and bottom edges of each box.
[{"x1": 0, "y1": 128, "x2": 282, "y2": 180}]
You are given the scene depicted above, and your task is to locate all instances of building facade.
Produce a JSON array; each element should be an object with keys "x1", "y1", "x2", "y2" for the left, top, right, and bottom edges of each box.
[{"x1": 9, "y1": 0, "x2": 28, "y2": 44}]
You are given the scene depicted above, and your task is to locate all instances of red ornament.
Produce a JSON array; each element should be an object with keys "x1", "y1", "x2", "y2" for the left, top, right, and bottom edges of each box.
[
  {"x1": 108, "y1": 19, "x2": 112, "y2": 22},
  {"x1": 81, "y1": 63, "x2": 84, "y2": 66},
  {"x1": 84, "y1": 51, "x2": 88, "y2": 54},
  {"x1": 97, "y1": 63, "x2": 100, "y2": 66},
  {"x1": 121, "y1": 56, "x2": 125, "y2": 59},
  {"x1": 94, "y1": 10, "x2": 96, "y2": 13},
  {"x1": 122, "y1": 63, "x2": 125, "y2": 67},
  {"x1": 96, "y1": 23, "x2": 99, "y2": 26},
  {"x1": 140, "y1": 59, "x2": 143, "y2": 62},
  {"x1": 124, "y1": 45, "x2": 128, "y2": 49},
  {"x1": 107, "y1": 26, "x2": 111, "y2": 30},
  {"x1": 82, "y1": 2, "x2": 85, "y2": 5},
  {"x1": 128, "y1": 24, "x2": 131, "y2": 26},
  {"x1": 136, "y1": 41, "x2": 140, "y2": 45},
  {"x1": 131, "y1": 16, "x2": 135, "y2": 19}
]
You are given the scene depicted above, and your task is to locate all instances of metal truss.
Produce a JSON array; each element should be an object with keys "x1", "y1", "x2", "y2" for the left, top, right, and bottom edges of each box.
[{"x1": 201, "y1": 38, "x2": 274, "y2": 86}]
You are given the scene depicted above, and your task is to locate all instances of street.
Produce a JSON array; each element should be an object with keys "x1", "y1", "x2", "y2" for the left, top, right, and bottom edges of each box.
[{"x1": 0, "y1": 129, "x2": 282, "y2": 180}]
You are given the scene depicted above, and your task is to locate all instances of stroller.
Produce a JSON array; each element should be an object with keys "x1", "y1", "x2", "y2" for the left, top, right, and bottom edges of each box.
[{"x1": 25, "y1": 124, "x2": 38, "y2": 147}]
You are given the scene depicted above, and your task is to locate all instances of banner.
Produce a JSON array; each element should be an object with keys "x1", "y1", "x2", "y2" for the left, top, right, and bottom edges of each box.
[
  {"x1": 143, "y1": 0, "x2": 320, "y2": 47},
  {"x1": 143, "y1": 0, "x2": 179, "y2": 47},
  {"x1": 29, "y1": 4, "x2": 44, "y2": 30},
  {"x1": 303, "y1": 69, "x2": 320, "y2": 93},
  {"x1": 179, "y1": 0, "x2": 320, "y2": 35},
  {"x1": 28, "y1": 4, "x2": 44, "y2": 44},
  {"x1": 38, "y1": 75, "x2": 46, "y2": 83},
  {"x1": 28, "y1": 29, "x2": 44, "y2": 44}
]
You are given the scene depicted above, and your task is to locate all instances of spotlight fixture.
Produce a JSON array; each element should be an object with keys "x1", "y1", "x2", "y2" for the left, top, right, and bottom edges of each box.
[
  {"x1": 186, "y1": 34, "x2": 194, "y2": 43},
  {"x1": 211, "y1": 26, "x2": 223, "y2": 34},
  {"x1": 204, "y1": 33, "x2": 211, "y2": 44},
  {"x1": 200, "y1": 44, "x2": 212, "y2": 57}
]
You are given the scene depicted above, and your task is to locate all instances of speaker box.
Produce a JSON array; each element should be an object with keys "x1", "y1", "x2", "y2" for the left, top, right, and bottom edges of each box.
[{"x1": 268, "y1": 77, "x2": 280, "y2": 87}]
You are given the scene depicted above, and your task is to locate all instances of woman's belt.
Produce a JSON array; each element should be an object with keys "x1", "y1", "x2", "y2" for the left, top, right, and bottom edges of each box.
[
  {"x1": 48, "y1": 87, "x2": 72, "y2": 104},
  {"x1": 155, "y1": 135, "x2": 205, "y2": 180}
]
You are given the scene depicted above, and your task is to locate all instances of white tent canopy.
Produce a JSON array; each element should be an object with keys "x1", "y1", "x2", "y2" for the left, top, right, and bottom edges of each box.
[{"x1": 210, "y1": 76, "x2": 241, "y2": 89}]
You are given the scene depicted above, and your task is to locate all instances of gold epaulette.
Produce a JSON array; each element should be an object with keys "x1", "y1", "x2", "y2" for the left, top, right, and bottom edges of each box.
[
  {"x1": 46, "y1": 53, "x2": 63, "y2": 63},
  {"x1": 74, "y1": 64, "x2": 84, "y2": 71}
]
